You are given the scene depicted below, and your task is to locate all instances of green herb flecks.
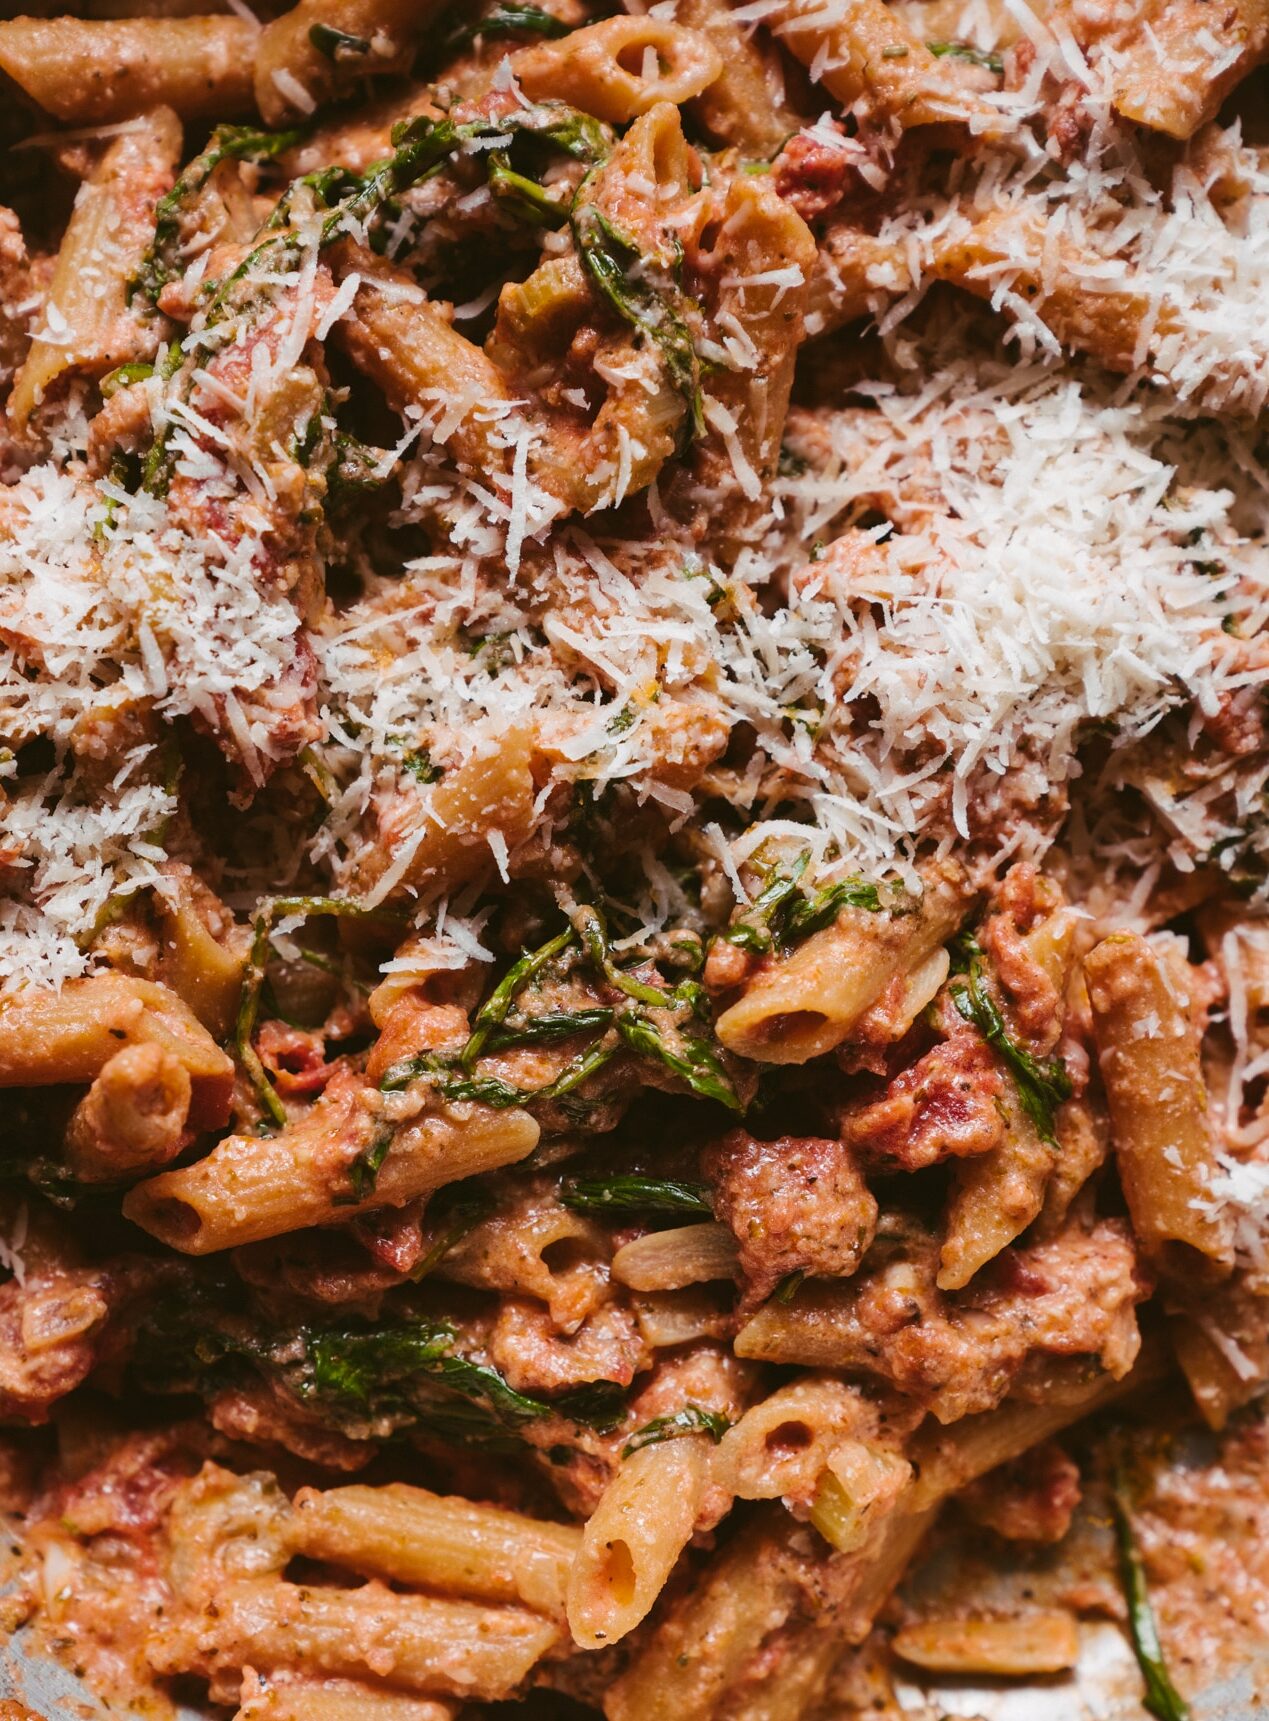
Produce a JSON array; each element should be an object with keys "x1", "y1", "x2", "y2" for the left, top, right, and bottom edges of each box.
[
  {"x1": 721, "y1": 851, "x2": 883, "y2": 956},
  {"x1": 617, "y1": 1012, "x2": 743, "y2": 1113},
  {"x1": 949, "y1": 942, "x2": 1072, "y2": 1146},
  {"x1": 449, "y1": 2, "x2": 573, "y2": 47},
  {"x1": 339, "y1": 1131, "x2": 392, "y2": 1205},
  {"x1": 623, "y1": 1405, "x2": 731, "y2": 1456},
  {"x1": 927, "y1": 39, "x2": 1004, "y2": 71},
  {"x1": 310, "y1": 21, "x2": 371, "y2": 58},
  {"x1": 572, "y1": 203, "x2": 704, "y2": 441},
  {"x1": 560, "y1": 1175, "x2": 714, "y2": 1216},
  {"x1": 304, "y1": 1318, "x2": 625, "y2": 1433},
  {"x1": 134, "y1": 123, "x2": 305, "y2": 305},
  {"x1": 1112, "y1": 1465, "x2": 1191, "y2": 1721},
  {"x1": 461, "y1": 927, "x2": 575, "y2": 1067}
]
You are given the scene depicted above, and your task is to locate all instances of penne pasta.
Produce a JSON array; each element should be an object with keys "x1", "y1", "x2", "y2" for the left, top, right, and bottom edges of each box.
[
  {"x1": 10, "y1": 105, "x2": 181, "y2": 429},
  {"x1": 0, "y1": 974, "x2": 232, "y2": 1129},
  {"x1": 756, "y1": 0, "x2": 997, "y2": 129},
  {"x1": 892, "y1": 1611, "x2": 1080, "y2": 1675},
  {"x1": 255, "y1": 0, "x2": 443, "y2": 127},
  {"x1": 122, "y1": 1075, "x2": 539, "y2": 1252},
  {"x1": 150, "y1": 1575, "x2": 561, "y2": 1699},
  {"x1": 1086, "y1": 933, "x2": 1235, "y2": 1276},
  {"x1": 0, "y1": 16, "x2": 256, "y2": 123},
  {"x1": 512, "y1": 18, "x2": 723, "y2": 125},
  {"x1": 566, "y1": 1435, "x2": 709, "y2": 1647},
  {"x1": 715, "y1": 860, "x2": 969, "y2": 1065},
  {"x1": 289, "y1": 1482, "x2": 581, "y2": 1616}
]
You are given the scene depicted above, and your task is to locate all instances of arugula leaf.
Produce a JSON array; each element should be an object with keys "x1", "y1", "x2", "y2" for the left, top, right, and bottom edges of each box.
[
  {"x1": 310, "y1": 21, "x2": 371, "y2": 57},
  {"x1": 487, "y1": 152, "x2": 569, "y2": 227},
  {"x1": 950, "y1": 957, "x2": 1072, "y2": 1146},
  {"x1": 381, "y1": 1036, "x2": 617, "y2": 1109},
  {"x1": 927, "y1": 39, "x2": 1004, "y2": 71},
  {"x1": 553, "y1": 1379, "x2": 627, "y2": 1432},
  {"x1": 462, "y1": 927, "x2": 575, "y2": 1067},
  {"x1": 560, "y1": 1175, "x2": 714, "y2": 1216},
  {"x1": 485, "y1": 1007, "x2": 615, "y2": 1048},
  {"x1": 572, "y1": 203, "x2": 704, "y2": 441},
  {"x1": 449, "y1": 2, "x2": 573, "y2": 46},
  {"x1": 623, "y1": 1405, "x2": 731, "y2": 1456},
  {"x1": 723, "y1": 851, "x2": 883, "y2": 955},
  {"x1": 573, "y1": 904, "x2": 674, "y2": 1007},
  {"x1": 617, "y1": 1013, "x2": 743, "y2": 1113},
  {"x1": 305, "y1": 1320, "x2": 623, "y2": 1431},
  {"x1": 135, "y1": 123, "x2": 305, "y2": 303},
  {"x1": 340, "y1": 1132, "x2": 392, "y2": 1205},
  {"x1": 307, "y1": 1320, "x2": 455, "y2": 1403},
  {"x1": 1112, "y1": 1466, "x2": 1191, "y2": 1721}
]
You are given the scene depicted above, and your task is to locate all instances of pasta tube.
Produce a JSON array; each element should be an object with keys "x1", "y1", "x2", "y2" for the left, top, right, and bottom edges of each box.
[
  {"x1": 566, "y1": 1436, "x2": 709, "y2": 1647},
  {"x1": 0, "y1": 17, "x2": 256, "y2": 124},
  {"x1": 1085, "y1": 932, "x2": 1234, "y2": 1275},
  {"x1": 289, "y1": 1483, "x2": 580, "y2": 1617},
  {"x1": 715, "y1": 859, "x2": 969, "y2": 1065},
  {"x1": 122, "y1": 1074, "x2": 539, "y2": 1253},
  {"x1": 512, "y1": 18, "x2": 722, "y2": 125},
  {"x1": 0, "y1": 975, "x2": 233, "y2": 1131}
]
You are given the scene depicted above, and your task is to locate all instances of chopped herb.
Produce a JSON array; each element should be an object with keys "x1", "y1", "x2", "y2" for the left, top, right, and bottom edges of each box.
[
  {"x1": 449, "y1": 2, "x2": 573, "y2": 46},
  {"x1": 99, "y1": 361, "x2": 153, "y2": 400},
  {"x1": 881, "y1": 42, "x2": 909, "y2": 56},
  {"x1": 617, "y1": 1013, "x2": 743, "y2": 1113},
  {"x1": 484, "y1": 1006, "x2": 615, "y2": 1048},
  {"x1": 560, "y1": 1175, "x2": 714, "y2": 1216},
  {"x1": 134, "y1": 123, "x2": 305, "y2": 304},
  {"x1": 329, "y1": 430, "x2": 391, "y2": 495},
  {"x1": 309, "y1": 21, "x2": 371, "y2": 57},
  {"x1": 339, "y1": 1132, "x2": 392, "y2": 1205},
  {"x1": 722, "y1": 851, "x2": 883, "y2": 955},
  {"x1": 572, "y1": 203, "x2": 704, "y2": 441},
  {"x1": 461, "y1": 927, "x2": 575, "y2": 1066},
  {"x1": 1112, "y1": 1466, "x2": 1191, "y2": 1721},
  {"x1": 623, "y1": 1405, "x2": 731, "y2": 1456},
  {"x1": 606, "y1": 704, "x2": 636, "y2": 734},
  {"x1": 772, "y1": 1269, "x2": 805, "y2": 1303},
  {"x1": 950, "y1": 954, "x2": 1072, "y2": 1146},
  {"x1": 400, "y1": 748, "x2": 441, "y2": 783},
  {"x1": 927, "y1": 39, "x2": 1004, "y2": 71}
]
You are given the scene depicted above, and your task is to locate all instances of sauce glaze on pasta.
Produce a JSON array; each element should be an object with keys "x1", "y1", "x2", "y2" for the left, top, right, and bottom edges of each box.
[{"x1": 0, "y1": 0, "x2": 1267, "y2": 1715}]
